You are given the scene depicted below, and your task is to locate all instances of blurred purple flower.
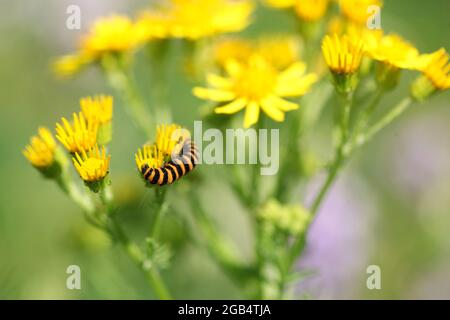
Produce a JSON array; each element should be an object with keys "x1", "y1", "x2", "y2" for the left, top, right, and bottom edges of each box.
[
  {"x1": 296, "y1": 174, "x2": 376, "y2": 299},
  {"x1": 382, "y1": 113, "x2": 450, "y2": 198}
]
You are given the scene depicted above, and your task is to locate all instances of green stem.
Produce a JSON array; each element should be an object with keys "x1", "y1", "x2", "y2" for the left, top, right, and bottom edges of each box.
[
  {"x1": 288, "y1": 91, "x2": 354, "y2": 267},
  {"x1": 351, "y1": 88, "x2": 384, "y2": 142},
  {"x1": 340, "y1": 92, "x2": 353, "y2": 143},
  {"x1": 101, "y1": 54, "x2": 154, "y2": 138},
  {"x1": 230, "y1": 165, "x2": 250, "y2": 207},
  {"x1": 109, "y1": 215, "x2": 172, "y2": 300},
  {"x1": 150, "y1": 188, "x2": 168, "y2": 240},
  {"x1": 100, "y1": 184, "x2": 172, "y2": 300},
  {"x1": 56, "y1": 172, "x2": 93, "y2": 214},
  {"x1": 351, "y1": 96, "x2": 412, "y2": 150},
  {"x1": 190, "y1": 194, "x2": 256, "y2": 289},
  {"x1": 99, "y1": 182, "x2": 113, "y2": 212},
  {"x1": 54, "y1": 158, "x2": 99, "y2": 227},
  {"x1": 287, "y1": 95, "x2": 413, "y2": 270}
]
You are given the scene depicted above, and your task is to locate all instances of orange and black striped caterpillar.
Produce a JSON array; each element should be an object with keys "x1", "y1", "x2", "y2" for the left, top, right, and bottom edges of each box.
[{"x1": 141, "y1": 139, "x2": 198, "y2": 186}]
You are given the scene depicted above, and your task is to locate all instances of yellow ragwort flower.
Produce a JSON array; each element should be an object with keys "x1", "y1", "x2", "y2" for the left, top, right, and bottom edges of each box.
[
  {"x1": 366, "y1": 34, "x2": 421, "y2": 70},
  {"x1": 80, "y1": 15, "x2": 142, "y2": 58},
  {"x1": 73, "y1": 145, "x2": 110, "y2": 182},
  {"x1": 418, "y1": 48, "x2": 450, "y2": 91},
  {"x1": 56, "y1": 112, "x2": 98, "y2": 154},
  {"x1": 254, "y1": 35, "x2": 302, "y2": 70},
  {"x1": 264, "y1": 0, "x2": 296, "y2": 8},
  {"x1": 193, "y1": 55, "x2": 317, "y2": 128},
  {"x1": 136, "y1": 0, "x2": 253, "y2": 41},
  {"x1": 53, "y1": 15, "x2": 142, "y2": 77},
  {"x1": 213, "y1": 35, "x2": 301, "y2": 70},
  {"x1": 156, "y1": 124, "x2": 189, "y2": 159},
  {"x1": 346, "y1": 23, "x2": 383, "y2": 51},
  {"x1": 135, "y1": 125, "x2": 197, "y2": 186},
  {"x1": 327, "y1": 16, "x2": 345, "y2": 35},
  {"x1": 23, "y1": 127, "x2": 56, "y2": 168},
  {"x1": 135, "y1": 144, "x2": 165, "y2": 171},
  {"x1": 322, "y1": 33, "x2": 364, "y2": 74},
  {"x1": 295, "y1": 0, "x2": 329, "y2": 22},
  {"x1": 80, "y1": 95, "x2": 113, "y2": 125},
  {"x1": 213, "y1": 38, "x2": 253, "y2": 68},
  {"x1": 339, "y1": 0, "x2": 383, "y2": 25}
]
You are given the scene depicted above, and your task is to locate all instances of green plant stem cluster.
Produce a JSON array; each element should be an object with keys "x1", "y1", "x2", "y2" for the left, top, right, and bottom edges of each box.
[
  {"x1": 55, "y1": 43, "x2": 416, "y2": 300},
  {"x1": 55, "y1": 154, "x2": 172, "y2": 299},
  {"x1": 200, "y1": 80, "x2": 412, "y2": 299}
]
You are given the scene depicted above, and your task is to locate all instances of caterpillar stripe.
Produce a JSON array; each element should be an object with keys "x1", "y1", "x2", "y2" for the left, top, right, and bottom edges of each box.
[{"x1": 141, "y1": 139, "x2": 198, "y2": 186}]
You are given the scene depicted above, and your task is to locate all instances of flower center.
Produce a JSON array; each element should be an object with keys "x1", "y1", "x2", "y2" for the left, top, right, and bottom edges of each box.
[
  {"x1": 234, "y1": 58, "x2": 277, "y2": 101},
  {"x1": 83, "y1": 158, "x2": 104, "y2": 173}
]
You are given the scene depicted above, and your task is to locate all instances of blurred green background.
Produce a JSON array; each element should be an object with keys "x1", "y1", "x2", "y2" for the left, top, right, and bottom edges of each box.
[{"x1": 0, "y1": 0, "x2": 449, "y2": 299}]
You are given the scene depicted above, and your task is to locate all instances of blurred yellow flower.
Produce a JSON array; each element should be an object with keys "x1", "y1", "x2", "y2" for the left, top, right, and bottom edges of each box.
[
  {"x1": 254, "y1": 35, "x2": 302, "y2": 69},
  {"x1": 339, "y1": 0, "x2": 383, "y2": 25},
  {"x1": 52, "y1": 54, "x2": 92, "y2": 78},
  {"x1": 80, "y1": 15, "x2": 142, "y2": 58},
  {"x1": 418, "y1": 48, "x2": 450, "y2": 91},
  {"x1": 295, "y1": 0, "x2": 329, "y2": 22},
  {"x1": 23, "y1": 127, "x2": 56, "y2": 168},
  {"x1": 322, "y1": 33, "x2": 364, "y2": 74},
  {"x1": 53, "y1": 15, "x2": 142, "y2": 77},
  {"x1": 213, "y1": 38, "x2": 253, "y2": 68},
  {"x1": 135, "y1": 144, "x2": 165, "y2": 171},
  {"x1": 347, "y1": 24, "x2": 383, "y2": 51},
  {"x1": 193, "y1": 55, "x2": 317, "y2": 128},
  {"x1": 367, "y1": 34, "x2": 421, "y2": 70},
  {"x1": 213, "y1": 35, "x2": 301, "y2": 70},
  {"x1": 56, "y1": 113, "x2": 98, "y2": 154},
  {"x1": 80, "y1": 95, "x2": 113, "y2": 125},
  {"x1": 73, "y1": 145, "x2": 110, "y2": 182},
  {"x1": 264, "y1": 0, "x2": 296, "y2": 8},
  {"x1": 327, "y1": 16, "x2": 345, "y2": 35},
  {"x1": 136, "y1": 0, "x2": 253, "y2": 41}
]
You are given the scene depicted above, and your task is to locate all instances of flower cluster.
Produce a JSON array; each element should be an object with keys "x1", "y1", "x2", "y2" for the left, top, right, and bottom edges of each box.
[
  {"x1": 135, "y1": 124, "x2": 185, "y2": 172},
  {"x1": 54, "y1": 0, "x2": 253, "y2": 77},
  {"x1": 53, "y1": 15, "x2": 143, "y2": 77},
  {"x1": 136, "y1": 0, "x2": 253, "y2": 41},
  {"x1": 24, "y1": 96, "x2": 113, "y2": 188},
  {"x1": 321, "y1": 28, "x2": 449, "y2": 95},
  {"x1": 259, "y1": 199, "x2": 311, "y2": 235},
  {"x1": 265, "y1": 0, "x2": 330, "y2": 22}
]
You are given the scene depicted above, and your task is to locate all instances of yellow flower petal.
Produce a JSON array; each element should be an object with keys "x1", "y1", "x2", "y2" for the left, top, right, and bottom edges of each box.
[
  {"x1": 278, "y1": 61, "x2": 306, "y2": 81},
  {"x1": 206, "y1": 73, "x2": 233, "y2": 89},
  {"x1": 322, "y1": 33, "x2": 364, "y2": 74},
  {"x1": 215, "y1": 98, "x2": 248, "y2": 114},
  {"x1": 193, "y1": 87, "x2": 236, "y2": 102},
  {"x1": 275, "y1": 73, "x2": 318, "y2": 97},
  {"x1": 243, "y1": 101, "x2": 260, "y2": 128},
  {"x1": 72, "y1": 145, "x2": 110, "y2": 182},
  {"x1": 260, "y1": 99, "x2": 285, "y2": 122},
  {"x1": 55, "y1": 112, "x2": 98, "y2": 154},
  {"x1": 23, "y1": 127, "x2": 56, "y2": 168},
  {"x1": 266, "y1": 95, "x2": 299, "y2": 111}
]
